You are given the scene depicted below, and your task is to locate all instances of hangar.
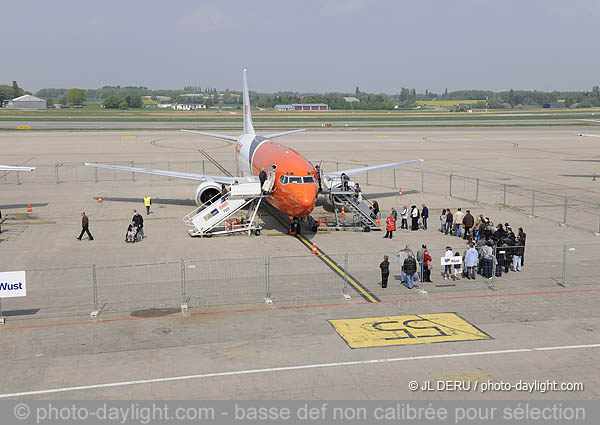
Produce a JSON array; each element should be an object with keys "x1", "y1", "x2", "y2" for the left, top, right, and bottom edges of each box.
[{"x1": 4, "y1": 94, "x2": 47, "y2": 109}]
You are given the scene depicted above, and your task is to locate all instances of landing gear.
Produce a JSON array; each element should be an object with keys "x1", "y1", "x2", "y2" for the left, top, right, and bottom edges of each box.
[{"x1": 307, "y1": 215, "x2": 318, "y2": 233}]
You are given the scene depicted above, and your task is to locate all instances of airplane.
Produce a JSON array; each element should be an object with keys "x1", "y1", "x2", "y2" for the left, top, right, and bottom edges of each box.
[{"x1": 85, "y1": 70, "x2": 423, "y2": 224}]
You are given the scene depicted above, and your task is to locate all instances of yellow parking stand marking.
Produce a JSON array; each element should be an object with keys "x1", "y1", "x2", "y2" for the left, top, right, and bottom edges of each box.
[
  {"x1": 17, "y1": 126, "x2": 30, "y2": 130},
  {"x1": 121, "y1": 135, "x2": 137, "y2": 139},
  {"x1": 329, "y1": 313, "x2": 492, "y2": 349}
]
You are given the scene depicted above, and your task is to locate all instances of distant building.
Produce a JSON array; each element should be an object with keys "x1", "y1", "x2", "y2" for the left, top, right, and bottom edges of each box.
[
  {"x1": 343, "y1": 96, "x2": 360, "y2": 103},
  {"x1": 274, "y1": 104, "x2": 294, "y2": 111},
  {"x1": 295, "y1": 103, "x2": 329, "y2": 111},
  {"x1": 155, "y1": 96, "x2": 171, "y2": 102},
  {"x1": 172, "y1": 103, "x2": 206, "y2": 111},
  {"x1": 4, "y1": 94, "x2": 46, "y2": 109},
  {"x1": 140, "y1": 96, "x2": 152, "y2": 101}
]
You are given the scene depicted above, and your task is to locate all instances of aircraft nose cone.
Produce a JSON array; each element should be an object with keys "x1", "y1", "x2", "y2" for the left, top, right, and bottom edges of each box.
[{"x1": 293, "y1": 184, "x2": 317, "y2": 216}]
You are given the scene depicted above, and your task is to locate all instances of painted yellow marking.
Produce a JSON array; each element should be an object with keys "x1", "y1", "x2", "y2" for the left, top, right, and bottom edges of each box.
[
  {"x1": 375, "y1": 135, "x2": 390, "y2": 138},
  {"x1": 329, "y1": 313, "x2": 492, "y2": 349},
  {"x1": 467, "y1": 134, "x2": 481, "y2": 137},
  {"x1": 121, "y1": 136, "x2": 137, "y2": 139},
  {"x1": 17, "y1": 126, "x2": 30, "y2": 130},
  {"x1": 268, "y1": 212, "x2": 377, "y2": 303}
]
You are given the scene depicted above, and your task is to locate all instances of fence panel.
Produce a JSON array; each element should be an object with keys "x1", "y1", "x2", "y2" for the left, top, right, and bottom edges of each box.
[
  {"x1": 269, "y1": 254, "x2": 345, "y2": 301},
  {"x1": 184, "y1": 257, "x2": 265, "y2": 306},
  {"x1": 95, "y1": 261, "x2": 181, "y2": 312},
  {"x1": 0, "y1": 266, "x2": 93, "y2": 318}
]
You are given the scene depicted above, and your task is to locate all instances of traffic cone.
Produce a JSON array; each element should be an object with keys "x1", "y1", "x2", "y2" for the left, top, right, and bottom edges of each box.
[
  {"x1": 98, "y1": 193, "x2": 103, "y2": 203},
  {"x1": 27, "y1": 203, "x2": 32, "y2": 212},
  {"x1": 341, "y1": 205, "x2": 345, "y2": 216},
  {"x1": 312, "y1": 240, "x2": 318, "y2": 254},
  {"x1": 397, "y1": 187, "x2": 403, "y2": 196}
]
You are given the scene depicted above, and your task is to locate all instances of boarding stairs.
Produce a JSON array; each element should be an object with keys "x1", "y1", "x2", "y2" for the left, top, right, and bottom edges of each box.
[
  {"x1": 328, "y1": 189, "x2": 380, "y2": 231},
  {"x1": 183, "y1": 169, "x2": 276, "y2": 237}
]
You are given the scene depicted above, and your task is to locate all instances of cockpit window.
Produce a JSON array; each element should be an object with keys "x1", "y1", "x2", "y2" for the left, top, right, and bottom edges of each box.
[{"x1": 279, "y1": 174, "x2": 315, "y2": 185}]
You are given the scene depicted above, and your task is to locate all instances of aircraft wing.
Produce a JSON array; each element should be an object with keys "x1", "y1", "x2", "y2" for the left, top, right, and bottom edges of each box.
[
  {"x1": 84, "y1": 163, "x2": 247, "y2": 184},
  {"x1": 263, "y1": 129, "x2": 306, "y2": 139},
  {"x1": 180, "y1": 129, "x2": 238, "y2": 141},
  {"x1": 0, "y1": 165, "x2": 35, "y2": 172},
  {"x1": 324, "y1": 159, "x2": 424, "y2": 178}
]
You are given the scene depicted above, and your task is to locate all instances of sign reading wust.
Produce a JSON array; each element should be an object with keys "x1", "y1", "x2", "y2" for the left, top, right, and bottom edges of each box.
[{"x1": 0, "y1": 271, "x2": 27, "y2": 298}]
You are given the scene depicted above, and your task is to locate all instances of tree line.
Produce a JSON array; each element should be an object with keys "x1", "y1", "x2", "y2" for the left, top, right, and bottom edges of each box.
[{"x1": 4, "y1": 80, "x2": 600, "y2": 110}]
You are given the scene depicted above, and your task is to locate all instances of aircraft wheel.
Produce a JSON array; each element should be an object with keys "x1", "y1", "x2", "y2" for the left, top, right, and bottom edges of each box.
[
  {"x1": 204, "y1": 232, "x2": 212, "y2": 238},
  {"x1": 255, "y1": 229, "x2": 261, "y2": 236}
]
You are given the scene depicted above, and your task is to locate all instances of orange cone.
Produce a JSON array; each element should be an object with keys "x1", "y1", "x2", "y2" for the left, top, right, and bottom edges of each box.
[
  {"x1": 98, "y1": 193, "x2": 103, "y2": 203},
  {"x1": 27, "y1": 203, "x2": 32, "y2": 212},
  {"x1": 341, "y1": 205, "x2": 345, "y2": 216},
  {"x1": 312, "y1": 241, "x2": 318, "y2": 254},
  {"x1": 397, "y1": 187, "x2": 403, "y2": 196}
]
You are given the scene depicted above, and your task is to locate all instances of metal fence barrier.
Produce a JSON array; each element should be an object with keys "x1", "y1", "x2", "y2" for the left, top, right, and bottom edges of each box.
[
  {"x1": 0, "y1": 244, "x2": 598, "y2": 322},
  {"x1": 449, "y1": 174, "x2": 600, "y2": 235}
]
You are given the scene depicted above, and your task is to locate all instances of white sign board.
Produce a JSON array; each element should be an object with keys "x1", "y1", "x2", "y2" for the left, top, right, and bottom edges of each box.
[
  {"x1": 441, "y1": 256, "x2": 463, "y2": 266},
  {"x1": 0, "y1": 271, "x2": 27, "y2": 298}
]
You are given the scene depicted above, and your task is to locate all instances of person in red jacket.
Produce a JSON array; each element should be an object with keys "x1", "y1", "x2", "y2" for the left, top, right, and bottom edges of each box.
[
  {"x1": 383, "y1": 213, "x2": 396, "y2": 239},
  {"x1": 423, "y1": 249, "x2": 433, "y2": 282}
]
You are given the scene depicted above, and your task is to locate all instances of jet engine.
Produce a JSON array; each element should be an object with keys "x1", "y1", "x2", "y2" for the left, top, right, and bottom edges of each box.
[{"x1": 194, "y1": 182, "x2": 221, "y2": 206}]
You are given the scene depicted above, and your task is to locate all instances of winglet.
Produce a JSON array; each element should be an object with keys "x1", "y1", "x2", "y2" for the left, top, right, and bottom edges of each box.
[{"x1": 242, "y1": 69, "x2": 255, "y2": 135}]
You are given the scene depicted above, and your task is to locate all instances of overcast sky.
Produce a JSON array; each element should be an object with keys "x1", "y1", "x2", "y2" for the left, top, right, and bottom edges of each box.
[{"x1": 3, "y1": 0, "x2": 599, "y2": 94}]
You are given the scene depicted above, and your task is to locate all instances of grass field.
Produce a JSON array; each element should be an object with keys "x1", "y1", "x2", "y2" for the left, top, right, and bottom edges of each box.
[{"x1": 0, "y1": 113, "x2": 598, "y2": 123}]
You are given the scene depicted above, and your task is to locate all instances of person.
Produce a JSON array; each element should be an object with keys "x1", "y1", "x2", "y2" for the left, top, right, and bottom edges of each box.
[
  {"x1": 403, "y1": 253, "x2": 417, "y2": 289},
  {"x1": 259, "y1": 168, "x2": 267, "y2": 191},
  {"x1": 126, "y1": 222, "x2": 138, "y2": 242},
  {"x1": 473, "y1": 214, "x2": 485, "y2": 240},
  {"x1": 354, "y1": 183, "x2": 362, "y2": 201},
  {"x1": 400, "y1": 205, "x2": 408, "y2": 230},
  {"x1": 410, "y1": 205, "x2": 420, "y2": 231},
  {"x1": 0, "y1": 209, "x2": 2, "y2": 234},
  {"x1": 132, "y1": 209, "x2": 144, "y2": 240},
  {"x1": 379, "y1": 255, "x2": 390, "y2": 288},
  {"x1": 465, "y1": 242, "x2": 478, "y2": 279},
  {"x1": 143, "y1": 194, "x2": 152, "y2": 215},
  {"x1": 220, "y1": 184, "x2": 228, "y2": 202},
  {"x1": 314, "y1": 165, "x2": 322, "y2": 192},
  {"x1": 391, "y1": 207, "x2": 398, "y2": 223},
  {"x1": 518, "y1": 227, "x2": 527, "y2": 265},
  {"x1": 454, "y1": 251, "x2": 463, "y2": 280},
  {"x1": 463, "y1": 210, "x2": 474, "y2": 240},
  {"x1": 423, "y1": 249, "x2": 433, "y2": 282},
  {"x1": 341, "y1": 173, "x2": 349, "y2": 191},
  {"x1": 397, "y1": 245, "x2": 414, "y2": 283},
  {"x1": 440, "y1": 209, "x2": 447, "y2": 233},
  {"x1": 454, "y1": 208, "x2": 465, "y2": 237},
  {"x1": 495, "y1": 240, "x2": 508, "y2": 277},
  {"x1": 77, "y1": 212, "x2": 93, "y2": 240},
  {"x1": 421, "y1": 204, "x2": 429, "y2": 230},
  {"x1": 384, "y1": 213, "x2": 395, "y2": 239},
  {"x1": 370, "y1": 200, "x2": 380, "y2": 219},
  {"x1": 481, "y1": 241, "x2": 494, "y2": 279},
  {"x1": 443, "y1": 246, "x2": 454, "y2": 280},
  {"x1": 417, "y1": 244, "x2": 425, "y2": 280},
  {"x1": 445, "y1": 209, "x2": 453, "y2": 235},
  {"x1": 512, "y1": 236, "x2": 524, "y2": 271}
]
